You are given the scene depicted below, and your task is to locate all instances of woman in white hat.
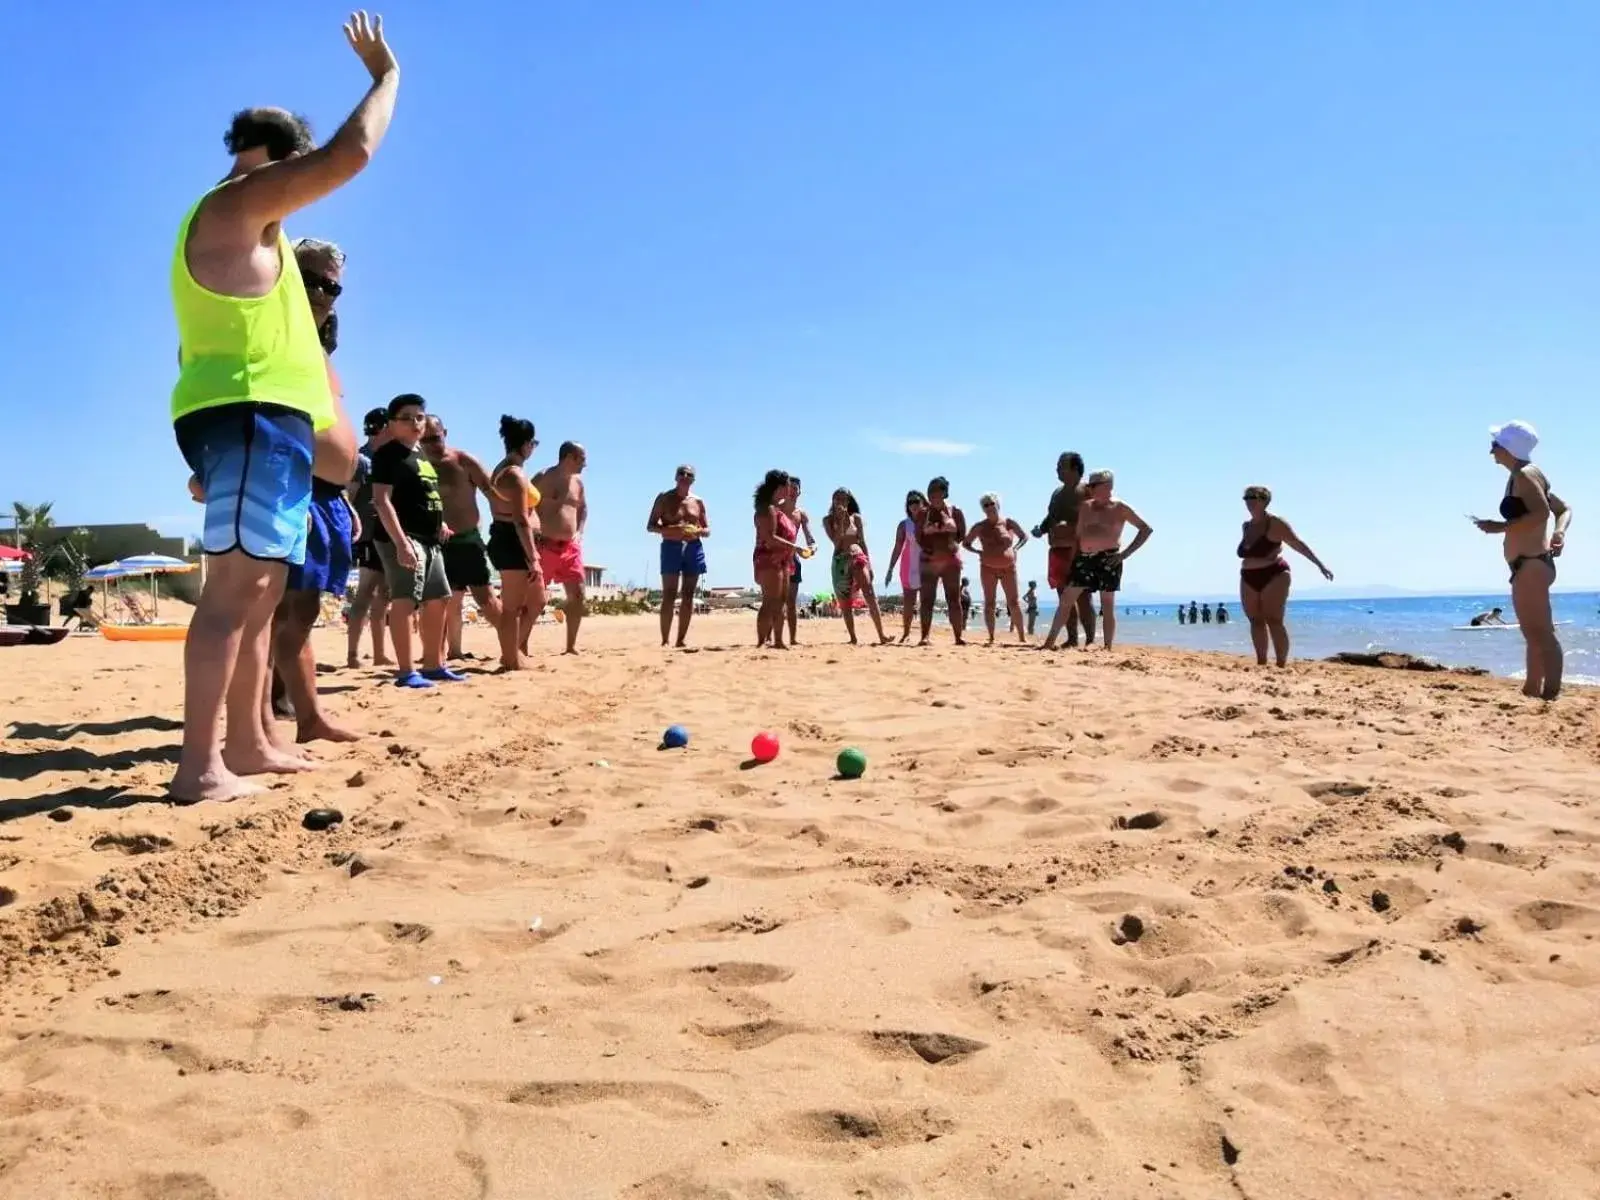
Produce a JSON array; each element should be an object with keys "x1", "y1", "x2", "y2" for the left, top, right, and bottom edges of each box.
[{"x1": 1473, "y1": 420, "x2": 1571, "y2": 699}]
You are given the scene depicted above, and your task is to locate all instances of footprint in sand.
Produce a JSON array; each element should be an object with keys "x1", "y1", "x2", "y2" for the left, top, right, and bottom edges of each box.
[{"x1": 690, "y1": 961, "x2": 794, "y2": 986}]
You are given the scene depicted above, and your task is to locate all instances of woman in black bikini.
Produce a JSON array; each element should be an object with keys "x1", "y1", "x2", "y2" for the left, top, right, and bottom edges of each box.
[
  {"x1": 916, "y1": 476, "x2": 967, "y2": 646},
  {"x1": 1238, "y1": 485, "x2": 1333, "y2": 667},
  {"x1": 1472, "y1": 421, "x2": 1571, "y2": 699}
]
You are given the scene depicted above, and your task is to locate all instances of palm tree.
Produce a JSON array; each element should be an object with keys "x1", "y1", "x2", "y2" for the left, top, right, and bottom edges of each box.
[{"x1": 10, "y1": 501, "x2": 55, "y2": 605}]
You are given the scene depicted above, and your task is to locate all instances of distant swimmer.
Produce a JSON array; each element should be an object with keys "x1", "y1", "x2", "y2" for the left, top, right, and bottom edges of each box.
[
  {"x1": 648, "y1": 464, "x2": 710, "y2": 648},
  {"x1": 1468, "y1": 607, "x2": 1508, "y2": 627},
  {"x1": 1216, "y1": 603, "x2": 1229, "y2": 625},
  {"x1": 1238, "y1": 485, "x2": 1334, "y2": 667},
  {"x1": 1472, "y1": 420, "x2": 1570, "y2": 699}
]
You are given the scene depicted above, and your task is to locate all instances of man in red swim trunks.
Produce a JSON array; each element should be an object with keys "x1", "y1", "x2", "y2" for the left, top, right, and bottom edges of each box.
[
  {"x1": 532, "y1": 441, "x2": 588, "y2": 654},
  {"x1": 1034, "y1": 450, "x2": 1098, "y2": 649}
]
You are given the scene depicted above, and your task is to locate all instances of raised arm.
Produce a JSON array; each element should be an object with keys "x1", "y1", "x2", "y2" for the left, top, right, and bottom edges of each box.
[
  {"x1": 207, "y1": 15, "x2": 399, "y2": 228},
  {"x1": 1117, "y1": 504, "x2": 1153, "y2": 559},
  {"x1": 798, "y1": 510, "x2": 815, "y2": 549},
  {"x1": 1275, "y1": 517, "x2": 1333, "y2": 581}
]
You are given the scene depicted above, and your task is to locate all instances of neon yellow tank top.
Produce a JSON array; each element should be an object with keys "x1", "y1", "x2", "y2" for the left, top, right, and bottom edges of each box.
[{"x1": 170, "y1": 193, "x2": 334, "y2": 430}]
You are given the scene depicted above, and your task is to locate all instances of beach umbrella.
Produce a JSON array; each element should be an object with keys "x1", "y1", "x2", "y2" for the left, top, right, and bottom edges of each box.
[
  {"x1": 0, "y1": 545, "x2": 28, "y2": 561},
  {"x1": 98, "y1": 554, "x2": 198, "y2": 619}
]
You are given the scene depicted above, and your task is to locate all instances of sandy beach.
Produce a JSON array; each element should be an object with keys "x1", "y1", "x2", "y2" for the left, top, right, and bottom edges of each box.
[{"x1": 2, "y1": 613, "x2": 1598, "y2": 1199}]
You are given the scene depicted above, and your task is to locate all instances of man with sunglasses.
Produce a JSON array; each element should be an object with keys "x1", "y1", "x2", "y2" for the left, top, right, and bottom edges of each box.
[
  {"x1": 647, "y1": 464, "x2": 711, "y2": 647},
  {"x1": 420, "y1": 415, "x2": 502, "y2": 660},
  {"x1": 167, "y1": 12, "x2": 400, "y2": 802},
  {"x1": 266, "y1": 238, "x2": 363, "y2": 745}
]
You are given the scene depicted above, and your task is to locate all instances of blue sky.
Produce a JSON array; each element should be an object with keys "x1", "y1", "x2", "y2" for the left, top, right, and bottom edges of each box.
[{"x1": 4, "y1": 2, "x2": 1597, "y2": 597}]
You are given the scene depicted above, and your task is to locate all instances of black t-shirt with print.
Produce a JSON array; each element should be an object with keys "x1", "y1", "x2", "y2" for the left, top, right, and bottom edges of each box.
[{"x1": 369, "y1": 441, "x2": 444, "y2": 545}]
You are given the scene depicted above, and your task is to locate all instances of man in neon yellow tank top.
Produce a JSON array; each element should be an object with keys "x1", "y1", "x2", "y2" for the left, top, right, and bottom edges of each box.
[{"x1": 168, "y1": 12, "x2": 400, "y2": 804}]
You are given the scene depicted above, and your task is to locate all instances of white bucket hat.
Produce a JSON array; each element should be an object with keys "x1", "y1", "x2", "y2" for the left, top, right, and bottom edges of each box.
[{"x1": 1489, "y1": 420, "x2": 1538, "y2": 460}]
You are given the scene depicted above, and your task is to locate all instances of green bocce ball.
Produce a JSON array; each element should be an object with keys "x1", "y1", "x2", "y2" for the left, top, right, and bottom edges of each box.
[{"x1": 836, "y1": 746, "x2": 867, "y2": 779}]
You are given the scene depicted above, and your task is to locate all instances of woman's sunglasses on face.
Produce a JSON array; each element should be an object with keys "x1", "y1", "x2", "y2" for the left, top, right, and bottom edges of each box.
[{"x1": 303, "y1": 272, "x2": 343, "y2": 299}]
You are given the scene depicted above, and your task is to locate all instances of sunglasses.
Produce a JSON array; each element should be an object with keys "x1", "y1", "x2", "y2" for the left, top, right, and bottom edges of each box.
[
  {"x1": 302, "y1": 273, "x2": 343, "y2": 299},
  {"x1": 677, "y1": 471, "x2": 694, "y2": 481}
]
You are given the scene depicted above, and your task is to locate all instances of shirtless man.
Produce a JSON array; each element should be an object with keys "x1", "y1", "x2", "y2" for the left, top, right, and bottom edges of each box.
[
  {"x1": 1054, "y1": 469, "x2": 1153, "y2": 651},
  {"x1": 421, "y1": 415, "x2": 502, "y2": 659},
  {"x1": 779, "y1": 476, "x2": 815, "y2": 645},
  {"x1": 647, "y1": 464, "x2": 710, "y2": 647},
  {"x1": 1035, "y1": 451, "x2": 1097, "y2": 650},
  {"x1": 532, "y1": 442, "x2": 588, "y2": 655},
  {"x1": 168, "y1": 13, "x2": 396, "y2": 802},
  {"x1": 485, "y1": 414, "x2": 543, "y2": 670}
]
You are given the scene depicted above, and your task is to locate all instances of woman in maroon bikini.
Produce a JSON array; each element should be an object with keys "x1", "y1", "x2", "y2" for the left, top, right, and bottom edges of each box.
[
  {"x1": 1238, "y1": 485, "x2": 1333, "y2": 666},
  {"x1": 916, "y1": 476, "x2": 967, "y2": 646},
  {"x1": 753, "y1": 470, "x2": 805, "y2": 648}
]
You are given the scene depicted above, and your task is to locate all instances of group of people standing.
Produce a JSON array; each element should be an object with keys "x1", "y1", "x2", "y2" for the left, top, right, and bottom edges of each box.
[
  {"x1": 746, "y1": 454, "x2": 1159, "y2": 652},
  {"x1": 166, "y1": 17, "x2": 592, "y2": 801},
  {"x1": 161, "y1": 16, "x2": 1574, "y2": 805}
]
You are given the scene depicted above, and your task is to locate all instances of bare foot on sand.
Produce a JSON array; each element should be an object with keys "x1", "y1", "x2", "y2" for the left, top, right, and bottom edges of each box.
[
  {"x1": 296, "y1": 720, "x2": 362, "y2": 745},
  {"x1": 167, "y1": 767, "x2": 267, "y2": 805},
  {"x1": 224, "y1": 745, "x2": 318, "y2": 776}
]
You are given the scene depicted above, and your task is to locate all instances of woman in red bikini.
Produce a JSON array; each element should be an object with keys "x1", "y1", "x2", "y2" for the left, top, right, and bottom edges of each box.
[
  {"x1": 916, "y1": 476, "x2": 967, "y2": 646},
  {"x1": 1238, "y1": 485, "x2": 1333, "y2": 667},
  {"x1": 753, "y1": 470, "x2": 806, "y2": 648}
]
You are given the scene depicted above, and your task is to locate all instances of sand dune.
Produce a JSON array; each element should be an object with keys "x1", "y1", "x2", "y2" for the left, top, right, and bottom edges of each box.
[{"x1": 2, "y1": 613, "x2": 1598, "y2": 1199}]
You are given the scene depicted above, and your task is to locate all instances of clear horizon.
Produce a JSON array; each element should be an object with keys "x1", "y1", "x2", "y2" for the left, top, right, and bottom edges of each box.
[{"x1": 3, "y1": 2, "x2": 1595, "y2": 595}]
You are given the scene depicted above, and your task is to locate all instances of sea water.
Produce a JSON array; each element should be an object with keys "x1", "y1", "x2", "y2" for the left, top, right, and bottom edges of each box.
[{"x1": 1021, "y1": 592, "x2": 1600, "y2": 682}]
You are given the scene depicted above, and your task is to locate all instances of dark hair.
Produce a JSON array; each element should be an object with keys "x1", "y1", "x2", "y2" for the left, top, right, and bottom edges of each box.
[
  {"x1": 317, "y1": 310, "x2": 338, "y2": 354},
  {"x1": 499, "y1": 414, "x2": 536, "y2": 452},
  {"x1": 790, "y1": 476, "x2": 802, "y2": 488},
  {"x1": 1058, "y1": 451, "x2": 1085, "y2": 477},
  {"x1": 225, "y1": 108, "x2": 313, "y2": 161},
  {"x1": 558, "y1": 441, "x2": 581, "y2": 462},
  {"x1": 830, "y1": 488, "x2": 861, "y2": 516},
  {"x1": 927, "y1": 476, "x2": 950, "y2": 497},
  {"x1": 754, "y1": 469, "x2": 790, "y2": 513},
  {"x1": 387, "y1": 393, "x2": 426, "y2": 420},
  {"x1": 903, "y1": 489, "x2": 926, "y2": 515},
  {"x1": 1028, "y1": 580, "x2": 1036, "y2": 588},
  {"x1": 363, "y1": 407, "x2": 389, "y2": 436}
]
